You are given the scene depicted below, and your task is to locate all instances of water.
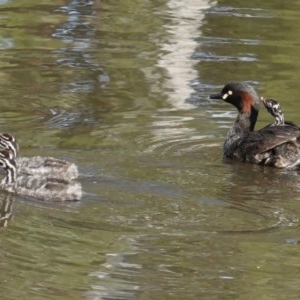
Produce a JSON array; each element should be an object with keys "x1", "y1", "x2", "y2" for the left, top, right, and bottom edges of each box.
[{"x1": 0, "y1": 0, "x2": 300, "y2": 299}]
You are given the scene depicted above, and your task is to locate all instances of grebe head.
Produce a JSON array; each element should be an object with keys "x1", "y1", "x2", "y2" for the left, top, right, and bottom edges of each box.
[
  {"x1": 261, "y1": 97, "x2": 284, "y2": 125},
  {"x1": 0, "y1": 133, "x2": 18, "y2": 158},
  {"x1": 210, "y1": 82, "x2": 260, "y2": 113}
]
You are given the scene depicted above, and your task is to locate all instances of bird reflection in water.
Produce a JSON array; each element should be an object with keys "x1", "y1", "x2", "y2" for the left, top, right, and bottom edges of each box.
[{"x1": 0, "y1": 194, "x2": 15, "y2": 228}]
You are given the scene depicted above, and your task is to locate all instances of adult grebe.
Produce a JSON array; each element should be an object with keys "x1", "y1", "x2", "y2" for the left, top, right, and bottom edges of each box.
[{"x1": 210, "y1": 82, "x2": 300, "y2": 169}]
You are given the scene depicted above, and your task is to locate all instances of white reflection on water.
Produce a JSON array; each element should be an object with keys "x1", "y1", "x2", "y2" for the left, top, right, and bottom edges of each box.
[
  {"x1": 144, "y1": 0, "x2": 215, "y2": 155},
  {"x1": 87, "y1": 251, "x2": 141, "y2": 300},
  {"x1": 153, "y1": 0, "x2": 214, "y2": 110}
]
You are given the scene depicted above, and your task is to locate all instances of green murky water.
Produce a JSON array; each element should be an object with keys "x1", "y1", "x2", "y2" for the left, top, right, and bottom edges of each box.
[{"x1": 0, "y1": 0, "x2": 300, "y2": 299}]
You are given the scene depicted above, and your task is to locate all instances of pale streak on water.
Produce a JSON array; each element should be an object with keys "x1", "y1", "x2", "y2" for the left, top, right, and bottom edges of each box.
[
  {"x1": 153, "y1": 0, "x2": 213, "y2": 110},
  {"x1": 145, "y1": 0, "x2": 214, "y2": 153}
]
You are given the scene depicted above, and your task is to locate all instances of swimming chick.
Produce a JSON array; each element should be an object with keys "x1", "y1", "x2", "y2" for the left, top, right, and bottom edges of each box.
[
  {"x1": 210, "y1": 82, "x2": 300, "y2": 169},
  {"x1": 0, "y1": 150, "x2": 82, "y2": 201},
  {"x1": 0, "y1": 133, "x2": 78, "y2": 181}
]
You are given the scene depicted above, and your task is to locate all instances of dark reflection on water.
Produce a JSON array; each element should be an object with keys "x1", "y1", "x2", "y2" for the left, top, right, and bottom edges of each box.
[{"x1": 1, "y1": 0, "x2": 300, "y2": 299}]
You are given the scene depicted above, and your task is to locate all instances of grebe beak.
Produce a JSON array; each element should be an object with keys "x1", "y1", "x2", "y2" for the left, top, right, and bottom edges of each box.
[{"x1": 209, "y1": 93, "x2": 223, "y2": 100}]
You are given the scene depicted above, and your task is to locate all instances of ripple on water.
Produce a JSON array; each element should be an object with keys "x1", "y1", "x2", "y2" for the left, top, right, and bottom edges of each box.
[
  {"x1": 205, "y1": 6, "x2": 272, "y2": 19},
  {"x1": 192, "y1": 51, "x2": 258, "y2": 62},
  {"x1": 45, "y1": 108, "x2": 99, "y2": 129},
  {"x1": 144, "y1": 130, "x2": 218, "y2": 156},
  {"x1": 141, "y1": 113, "x2": 221, "y2": 156}
]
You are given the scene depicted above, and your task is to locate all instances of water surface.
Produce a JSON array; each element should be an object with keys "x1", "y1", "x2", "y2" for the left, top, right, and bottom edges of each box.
[{"x1": 0, "y1": 1, "x2": 300, "y2": 299}]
